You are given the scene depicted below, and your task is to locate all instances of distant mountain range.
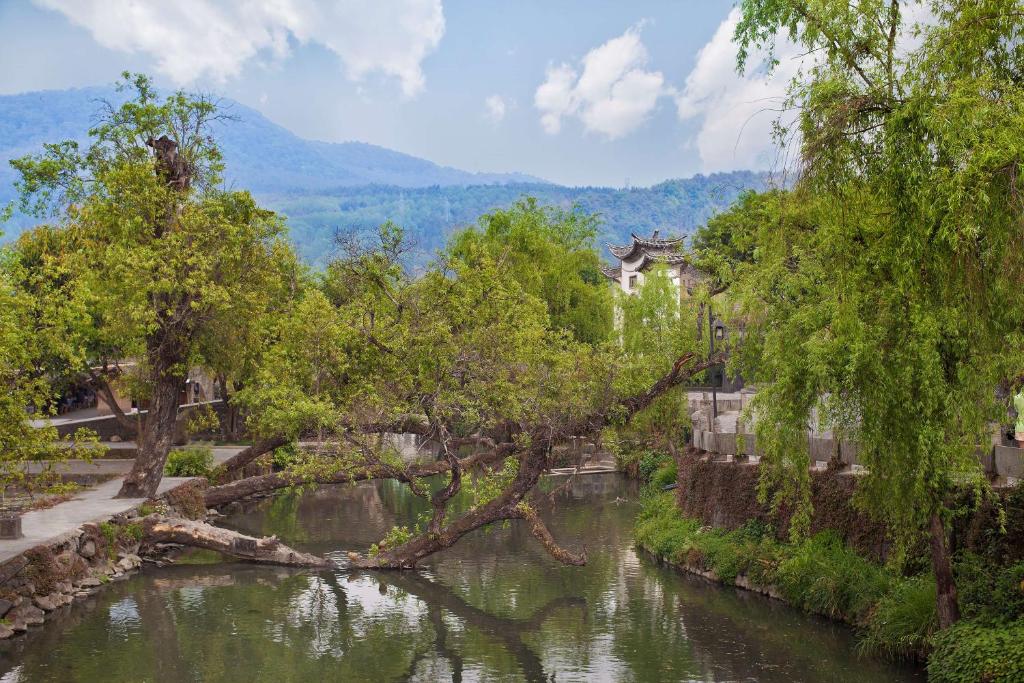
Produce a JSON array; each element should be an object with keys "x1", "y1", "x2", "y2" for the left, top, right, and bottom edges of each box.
[{"x1": 0, "y1": 86, "x2": 767, "y2": 263}]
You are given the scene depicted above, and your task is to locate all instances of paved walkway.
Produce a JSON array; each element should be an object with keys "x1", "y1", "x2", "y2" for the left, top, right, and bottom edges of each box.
[{"x1": 0, "y1": 477, "x2": 195, "y2": 563}]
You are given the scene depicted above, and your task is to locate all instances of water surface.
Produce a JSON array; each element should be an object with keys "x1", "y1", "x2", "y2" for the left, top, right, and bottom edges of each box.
[{"x1": 0, "y1": 474, "x2": 923, "y2": 682}]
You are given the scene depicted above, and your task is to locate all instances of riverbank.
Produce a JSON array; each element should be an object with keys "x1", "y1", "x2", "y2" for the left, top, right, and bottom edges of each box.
[{"x1": 634, "y1": 491, "x2": 1024, "y2": 682}]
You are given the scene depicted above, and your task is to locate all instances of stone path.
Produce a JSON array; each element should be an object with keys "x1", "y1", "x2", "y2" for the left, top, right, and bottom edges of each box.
[{"x1": 0, "y1": 477, "x2": 195, "y2": 564}]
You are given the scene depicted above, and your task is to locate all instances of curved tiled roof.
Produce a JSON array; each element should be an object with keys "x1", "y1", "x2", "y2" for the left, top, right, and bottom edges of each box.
[
  {"x1": 600, "y1": 265, "x2": 622, "y2": 280},
  {"x1": 607, "y1": 231, "x2": 685, "y2": 260}
]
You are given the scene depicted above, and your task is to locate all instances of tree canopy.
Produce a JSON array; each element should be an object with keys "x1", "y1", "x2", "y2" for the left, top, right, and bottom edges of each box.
[
  {"x1": 10, "y1": 73, "x2": 299, "y2": 497},
  {"x1": 717, "y1": 0, "x2": 1024, "y2": 627}
]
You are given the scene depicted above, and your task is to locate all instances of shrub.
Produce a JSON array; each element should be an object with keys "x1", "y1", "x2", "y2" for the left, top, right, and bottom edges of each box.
[
  {"x1": 638, "y1": 450, "x2": 672, "y2": 483},
  {"x1": 650, "y1": 460, "x2": 678, "y2": 490},
  {"x1": 634, "y1": 492, "x2": 701, "y2": 560},
  {"x1": 928, "y1": 620, "x2": 1024, "y2": 683},
  {"x1": 956, "y1": 552, "x2": 1024, "y2": 625},
  {"x1": 860, "y1": 574, "x2": 937, "y2": 659},
  {"x1": 775, "y1": 530, "x2": 892, "y2": 622},
  {"x1": 164, "y1": 446, "x2": 214, "y2": 477}
]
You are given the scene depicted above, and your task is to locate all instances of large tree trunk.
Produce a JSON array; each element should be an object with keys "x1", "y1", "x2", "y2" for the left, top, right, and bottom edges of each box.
[
  {"x1": 217, "y1": 436, "x2": 290, "y2": 479},
  {"x1": 141, "y1": 515, "x2": 329, "y2": 567},
  {"x1": 117, "y1": 372, "x2": 184, "y2": 498},
  {"x1": 929, "y1": 510, "x2": 960, "y2": 629}
]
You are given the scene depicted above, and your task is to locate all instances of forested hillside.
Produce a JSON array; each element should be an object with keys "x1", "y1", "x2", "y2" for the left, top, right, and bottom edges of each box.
[{"x1": 268, "y1": 172, "x2": 766, "y2": 262}]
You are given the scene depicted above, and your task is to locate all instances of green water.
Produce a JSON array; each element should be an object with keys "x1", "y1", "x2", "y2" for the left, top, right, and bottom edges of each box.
[{"x1": 0, "y1": 474, "x2": 923, "y2": 682}]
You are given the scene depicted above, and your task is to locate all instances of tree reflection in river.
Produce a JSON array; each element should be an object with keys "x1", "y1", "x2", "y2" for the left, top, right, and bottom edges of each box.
[{"x1": 0, "y1": 474, "x2": 923, "y2": 682}]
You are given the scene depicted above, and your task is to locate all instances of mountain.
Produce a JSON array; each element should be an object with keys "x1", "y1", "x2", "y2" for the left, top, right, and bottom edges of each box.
[
  {"x1": 0, "y1": 86, "x2": 543, "y2": 197},
  {"x1": 0, "y1": 86, "x2": 766, "y2": 262}
]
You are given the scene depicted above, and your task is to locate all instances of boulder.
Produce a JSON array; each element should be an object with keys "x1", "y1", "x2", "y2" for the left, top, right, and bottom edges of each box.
[
  {"x1": 0, "y1": 598, "x2": 13, "y2": 619},
  {"x1": 78, "y1": 539, "x2": 96, "y2": 559},
  {"x1": 0, "y1": 624, "x2": 13, "y2": 639},
  {"x1": 32, "y1": 595, "x2": 57, "y2": 612},
  {"x1": 78, "y1": 576, "x2": 101, "y2": 588},
  {"x1": 11, "y1": 604, "x2": 44, "y2": 626},
  {"x1": 116, "y1": 557, "x2": 134, "y2": 572}
]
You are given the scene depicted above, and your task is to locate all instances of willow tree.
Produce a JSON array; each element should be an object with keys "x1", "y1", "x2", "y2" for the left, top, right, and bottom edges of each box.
[
  {"x1": 728, "y1": 0, "x2": 1024, "y2": 627},
  {"x1": 448, "y1": 198, "x2": 613, "y2": 344},
  {"x1": 203, "y1": 222, "x2": 715, "y2": 568},
  {"x1": 10, "y1": 74, "x2": 297, "y2": 498}
]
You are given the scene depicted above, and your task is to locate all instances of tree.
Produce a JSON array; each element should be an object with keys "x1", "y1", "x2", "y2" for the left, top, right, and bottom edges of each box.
[
  {"x1": 448, "y1": 198, "x2": 613, "y2": 344},
  {"x1": 0, "y1": 233, "x2": 91, "y2": 500},
  {"x1": 728, "y1": 0, "x2": 1024, "y2": 628},
  {"x1": 10, "y1": 74, "x2": 298, "y2": 498},
  {"x1": 615, "y1": 264, "x2": 706, "y2": 455},
  {"x1": 216, "y1": 222, "x2": 718, "y2": 569}
]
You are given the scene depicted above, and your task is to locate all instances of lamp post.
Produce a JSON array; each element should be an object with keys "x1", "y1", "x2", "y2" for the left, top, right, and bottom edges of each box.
[{"x1": 708, "y1": 305, "x2": 718, "y2": 420}]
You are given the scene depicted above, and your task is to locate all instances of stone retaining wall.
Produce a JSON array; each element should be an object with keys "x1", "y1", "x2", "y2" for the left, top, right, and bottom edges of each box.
[{"x1": 0, "y1": 481, "x2": 198, "y2": 640}]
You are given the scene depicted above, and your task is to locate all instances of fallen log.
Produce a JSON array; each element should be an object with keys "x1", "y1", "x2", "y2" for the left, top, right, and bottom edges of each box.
[{"x1": 140, "y1": 515, "x2": 331, "y2": 568}]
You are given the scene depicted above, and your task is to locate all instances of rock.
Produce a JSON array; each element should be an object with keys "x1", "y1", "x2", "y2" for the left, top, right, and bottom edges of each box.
[
  {"x1": 57, "y1": 593, "x2": 73, "y2": 607},
  {"x1": 110, "y1": 435, "x2": 122, "y2": 443},
  {"x1": 11, "y1": 604, "x2": 44, "y2": 626},
  {"x1": 79, "y1": 539, "x2": 97, "y2": 559},
  {"x1": 0, "y1": 598, "x2": 13, "y2": 619},
  {"x1": 78, "y1": 576, "x2": 101, "y2": 588},
  {"x1": 116, "y1": 557, "x2": 134, "y2": 572},
  {"x1": 0, "y1": 625, "x2": 13, "y2": 639},
  {"x1": 32, "y1": 595, "x2": 57, "y2": 612},
  {"x1": 10, "y1": 620, "x2": 26, "y2": 633}
]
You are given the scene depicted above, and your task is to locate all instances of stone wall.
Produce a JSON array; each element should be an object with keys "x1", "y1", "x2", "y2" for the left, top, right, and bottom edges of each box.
[
  {"x1": 676, "y1": 448, "x2": 1024, "y2": 564},
  {"x1": 675, "y1": 450, "x2": 891, "y2": 561},
  {"x1": 0, "y1": 482, "x2": 199, "y2": 639}
]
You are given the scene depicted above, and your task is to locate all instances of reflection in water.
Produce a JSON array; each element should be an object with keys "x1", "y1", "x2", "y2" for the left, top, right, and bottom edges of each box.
[{"x1": 0, "y1": 475, "x2": 923, "y2": 682}]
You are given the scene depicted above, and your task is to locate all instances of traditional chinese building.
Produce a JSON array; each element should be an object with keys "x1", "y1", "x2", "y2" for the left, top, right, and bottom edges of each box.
[
  {"x1": 600, "y1": 230, "x2": 702, "y2": 299},
  {"x1": 602, "y1": 230, "x2": 743, "y2": 391}
]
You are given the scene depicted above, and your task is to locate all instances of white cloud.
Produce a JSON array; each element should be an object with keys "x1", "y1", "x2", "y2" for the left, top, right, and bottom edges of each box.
[
  {"x1": 484, "y1": 94, "x2": 506, "y2": 123},
  {"x1": 674, "y1": 8, "x2": 803, "y2": 172},
  {"x1": 33, "y1": 0, "x2": 445, "y2": 97},
  {"x1": 534, "y1": 27, "x2": 666, "y2": 140}
]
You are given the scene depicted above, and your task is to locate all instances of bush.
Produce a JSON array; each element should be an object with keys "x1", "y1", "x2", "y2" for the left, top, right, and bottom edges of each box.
[
  {"x1": 638, "y1": 450, "x2": 672, "y2": 482},
  {"x1": 650, "y1": 460, "x2": 678, "y2": 489},
  {"x1": 634, "y1": 492, "x2": 701, "y2": 560},
  {"x1": 164, "y1": 446, "x2": 214, "y2": 477},
  {"x1": 956, "y1": 552, "x2": 1024, "y2": 625},
  {"x1": 774, "y1": 530, "x2": 892, "y2": 622},
  {"x1": 928, "y1": 620, "x2": 1024, "y2": 683},
  {"x1": 860, "y1": 574, "x2": 937, "y2": 659}
]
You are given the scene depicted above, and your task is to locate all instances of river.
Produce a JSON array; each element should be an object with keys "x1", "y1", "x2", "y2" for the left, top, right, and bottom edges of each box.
[{"x1": 0, "y1": 474, "x2": 923, "y2": 682}]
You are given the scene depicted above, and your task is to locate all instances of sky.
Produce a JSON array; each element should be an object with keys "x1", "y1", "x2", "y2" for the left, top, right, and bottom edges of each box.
[{"x1": 0, "y1": 0, "x2": 798, "y2": 188}]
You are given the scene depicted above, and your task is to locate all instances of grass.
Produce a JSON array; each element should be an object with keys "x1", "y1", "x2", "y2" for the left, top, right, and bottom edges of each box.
[{"x1": 634, "y1": 492, "x2": 933, "y2": 659}]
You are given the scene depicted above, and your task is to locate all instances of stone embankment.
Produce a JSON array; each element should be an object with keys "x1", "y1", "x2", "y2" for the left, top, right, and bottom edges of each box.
[{"x1": 0, "y1": 478, "x2": 202, "y2": 640}]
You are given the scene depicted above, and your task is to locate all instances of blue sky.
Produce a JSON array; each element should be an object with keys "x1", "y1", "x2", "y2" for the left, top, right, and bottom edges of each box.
[{"x1": 0, "y1": 1, "x2": 795, "y2": 187}]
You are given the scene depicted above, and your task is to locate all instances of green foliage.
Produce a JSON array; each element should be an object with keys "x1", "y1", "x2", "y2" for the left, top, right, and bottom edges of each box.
[
  {"x1": 448, "y1": 198, "x2": 612, "y2": 344},
  {"x1": 955, "y1": 552, "x2": 1024, "y2": 625},
  {"x1": 774, "y1": 531, "x2": 892, "y2": 622},
  {"x1": 9, "y1": 72, "x2": 300, "y2": 490},
  {"x1": 723, "y1": 2, "x2": 1024, "y2": 574},
  {"x1": 369, "y1": 525, "x2": 413, "y2": 557},
  {"x1": 634, "y1": 494, "x2": 946, "y2": 656},
  {"x1": 928, "y1": 620, "x2": 1024, "y2": 683},
  {"x1": 164, "y1": 447, "x2": 214, "y2": 478},
  {"x1": 271, "y1": 443, "x2": 300, "y2": 470},
  {"x1": 859, "y1": 575, "x2": 938, "y2": 659},
  {"x1": 649, "y1": 460, "x2": 678, "y2": 490}
]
